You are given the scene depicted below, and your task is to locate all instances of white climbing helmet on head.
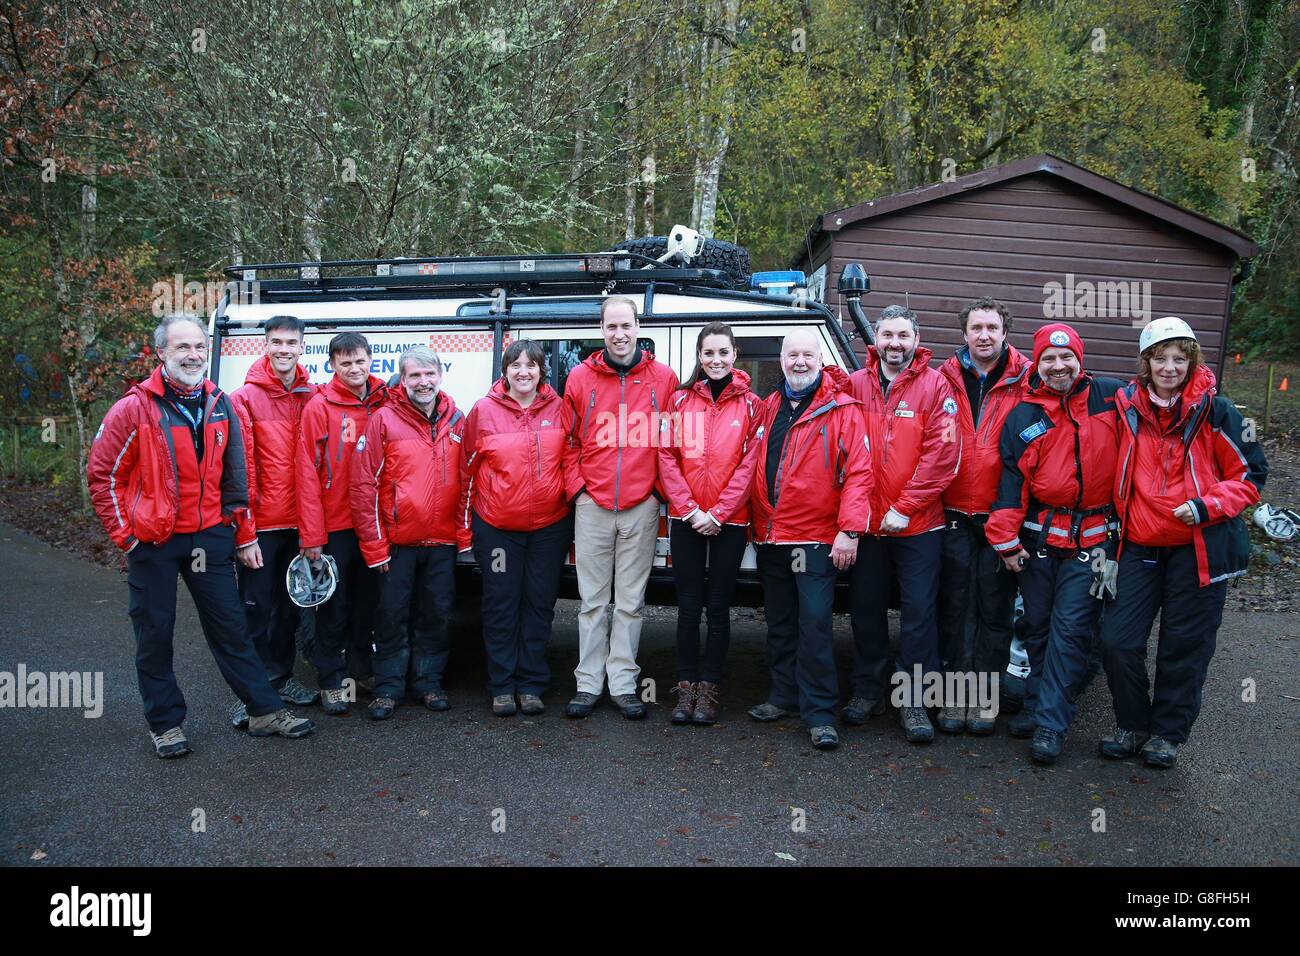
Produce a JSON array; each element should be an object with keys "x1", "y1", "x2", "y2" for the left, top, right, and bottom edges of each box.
[
  {"x1": 286, "y1": 553, "x2": 338, "y2": 608},
  {"x1": 1139, "y1": 316, "x2": 1197, "y2": 354}
]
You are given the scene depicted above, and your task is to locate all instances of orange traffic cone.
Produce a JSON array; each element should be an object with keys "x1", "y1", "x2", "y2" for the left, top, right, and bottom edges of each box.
[{"x1": 1281, "y1": 376, "x2": 1290, "y2": 391}]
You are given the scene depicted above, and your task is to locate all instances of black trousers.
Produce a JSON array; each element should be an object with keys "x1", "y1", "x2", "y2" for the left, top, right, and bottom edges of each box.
[
  {"x1": 850, "y1": 530, "x2": 943, "y2": 699},
  {"x1": 937, "y1": 513, "x2": 1017, "y2": 680},
  {"x1": 1100, "y1": 542, "x2": 1226, "y2": 744},
  {"x1": 669, "y1": 519, "x2": 748, "y2": 683},
  {"x1": 756, "y1": 543, "x2": 838, "y2": 728},
  {"x1": 372, "y1": 543, "x2": 456, "y2": 700},
  {"x1": 1020, "y1": 540, "x2": 1113, "y2": 734},
  {"x1": 309, "y1": 528, "x2": 377, "y2": 690},
  {"x1": 472, "y1": 512, "x2": 573, "y2": 697},
  {"x1": 127, "y1": 524, "x2": 283, "y2": 732},
  {"x1": 237, "y1": 528, "x2": 301, "y2": 689}
]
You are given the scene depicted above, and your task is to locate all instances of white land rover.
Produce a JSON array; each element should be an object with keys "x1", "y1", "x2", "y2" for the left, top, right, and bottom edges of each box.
[{"x1": 211, "y1": 227, "x2": 876, "y2": 608}]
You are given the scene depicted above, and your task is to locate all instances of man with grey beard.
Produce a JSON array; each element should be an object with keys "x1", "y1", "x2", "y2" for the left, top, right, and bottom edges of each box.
[
  {"x1": 87, "y1": 314, "x2": 315, "y2": 758},
  {"x1": 350, "y1": 346, "x2": 471, "y2": 720}
]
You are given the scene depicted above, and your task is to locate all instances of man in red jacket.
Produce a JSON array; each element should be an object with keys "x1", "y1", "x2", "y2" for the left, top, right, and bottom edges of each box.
[
  {"x1": 351, "y1": 346, "x2": 470, "y2": 720},
  {"x1": 87, "y1": 314, "x2": 314, "y2": 757},
  {"x1": 935, "y1": 297, "x2": 1030, "y2": 735},
  {"x1": 561, "y1": 295, "x2": 678, "y2": 720},
  {"x1": 747, "y1": 328, "x2": 873, "y2": 750},
  {"x1": 228, "y1": 315, "x2": 320, "y2": 729},
  {"x1": 847, "y1": 305, "x2": 961, "y2": 744},
  {"x1": 986, "y1": 323, "x2": 1125, "y2": 764},
  {"x1": 296, "y1": 332, "x2": 387, "y2": 714}
]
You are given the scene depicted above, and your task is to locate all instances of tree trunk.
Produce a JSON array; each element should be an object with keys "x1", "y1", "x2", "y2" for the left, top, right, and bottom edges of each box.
[
  {"x1": 564, "y1": 112, "x2": 587, "y2": 247},
  {"x1": 71, "y1": 173, "x2": 99, "y2": 512},
  {"x1": 690, "y1": 0, "x2": 738, "y2": 237},
  {"x1": 623, "y1": 79, "x2": 637, "y2": 240},
  {"x1": 642, "y1": 150, "x2": 655, "y2": 237}
]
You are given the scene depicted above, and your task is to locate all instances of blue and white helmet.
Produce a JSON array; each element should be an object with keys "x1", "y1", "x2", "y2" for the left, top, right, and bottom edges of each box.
[{"x1": 286, "y1": 553, "x2": 339, "y2": 608}]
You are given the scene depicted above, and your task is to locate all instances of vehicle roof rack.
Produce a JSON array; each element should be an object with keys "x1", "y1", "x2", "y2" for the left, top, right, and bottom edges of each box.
[{"x1": 222, "y1": 250, "x2": 738, "y2": 299}]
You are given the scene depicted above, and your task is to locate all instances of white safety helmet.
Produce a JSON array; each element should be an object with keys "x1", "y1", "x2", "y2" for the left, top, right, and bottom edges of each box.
[
  {"x1": 286, "y1": 553, "x2": 339, "y2": 608},
  {"x1": 1139, "y1": 316, "x2": 1197, "y2": 354}
]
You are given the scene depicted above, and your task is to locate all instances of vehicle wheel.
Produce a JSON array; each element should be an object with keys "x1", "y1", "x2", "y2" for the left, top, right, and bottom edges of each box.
[{"x1": 615, "y1": 234, "x2": 751, "y2": 287}]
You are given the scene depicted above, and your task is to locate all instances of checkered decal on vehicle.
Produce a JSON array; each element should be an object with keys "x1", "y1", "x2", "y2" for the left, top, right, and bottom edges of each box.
[
  {"x1": 221, "y1": 331, "x2": 512, "y2": 356},
  {"x1": 220, "y1": 337, "x2": 264, "y2": 357}
]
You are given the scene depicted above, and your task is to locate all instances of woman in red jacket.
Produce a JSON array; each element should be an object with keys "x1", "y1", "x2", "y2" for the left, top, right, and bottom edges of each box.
[
  {"x1": 461, "y1": 340, "x2": 578, "y2": 717},
  {"x1": 1099, "y1": 318, "x2": 1267, "y2": 768},
  {"x1": 658, "y1": 322, "x2": 763, "y2": 725}
]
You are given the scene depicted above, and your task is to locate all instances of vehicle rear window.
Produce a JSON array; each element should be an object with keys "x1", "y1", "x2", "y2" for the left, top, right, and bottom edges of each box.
[
  {"x1": 457, "y1": 300, "x2": 603, "y2": 318},
  {"x1": 733, "y1": 336, "x2": 787, "y2": 399}
]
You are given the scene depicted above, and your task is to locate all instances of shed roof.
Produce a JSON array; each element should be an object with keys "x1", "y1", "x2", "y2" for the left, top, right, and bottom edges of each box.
[{"x1": 792, "y1": 153, "x2": 1259, "y2": 266}]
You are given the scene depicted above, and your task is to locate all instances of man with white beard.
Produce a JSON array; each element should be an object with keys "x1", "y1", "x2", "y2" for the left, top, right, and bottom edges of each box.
[{"x1": 87, "y1": 314, "x2": 315, "y2": 758}]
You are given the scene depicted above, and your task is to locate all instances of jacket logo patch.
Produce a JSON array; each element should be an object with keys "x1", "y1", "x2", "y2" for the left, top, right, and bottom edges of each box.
[
  {"x1": 730, "y1": 419, "x2": 741, "y2": 427},
  {"x1": 541, "y1": 420, "x2": 552, "y2": 427},
  {"x1": 943, "y1": 397, "x2": 958, "y2": 415},
  {"x1": 756, "y1": 425, "x2": 765, "y2": 441},
  {"x1": 450, "y1": 432, "x2": 461, "y2": 443},
  {"x1": 94, "y1": 423, "x2": 104, "y2": 442},
  {"x1": 895, "y1": 409, "x2": 915, "y2": 418},
  {"x1": 1019, "y1": 420, "x2": 1049, "y2": 443},
  {"x1": 215, "y1": 431, "x2": 224, "y2": 446},
  {"x1": 897, "y1": 400, "x2": 909, "y2": 409},
  {"x1": 356, "y1": 435, "x2": 366, "y2": 452}
]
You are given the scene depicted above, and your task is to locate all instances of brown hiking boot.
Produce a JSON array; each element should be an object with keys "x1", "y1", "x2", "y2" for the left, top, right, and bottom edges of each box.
[
  {"x1": 671, "y1": 681, "x2": 697, "y2": 724},
  {"x1": 692, "y1": 681, "x2": 720, "y2": 725}
]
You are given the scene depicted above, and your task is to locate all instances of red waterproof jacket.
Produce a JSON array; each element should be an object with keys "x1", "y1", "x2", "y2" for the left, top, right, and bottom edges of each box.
[
  {"x1": 461, "y1": 379, "x2": 578, "y2": 532},
  {"x1": 939, "y1": 345, "x2": 1031, "y2": 515},
  {"x1": 562, "y1": 349, "x2": 679, "y2": 510},
  {"x1": 987, "y1": 372, "x2": 1125, "y2": 555},
  {"x1": 1114, "y1": 365, "x2": 1267, "y2": 586},
  {"x1": 230, "y1": 356, "x2": 317, "y2": 535},
  {"x1": 657, "y1": 369, "x2": 763, "y2": 525},
  {"x1": 750, "y1": 365, "x2": 874, "y2": 545},
  {"x1": 351, "y1": 387, "x2": 470, "y2": 567},
  {"x1": 295, "y1": 374, "x2": 388, "y2": 548},
  {"x1": 849, "y1": 347, "x2": 961, "y2": 536},
  {"x1": 87, "y1": 366, "x2": 251, "y2": 550}
]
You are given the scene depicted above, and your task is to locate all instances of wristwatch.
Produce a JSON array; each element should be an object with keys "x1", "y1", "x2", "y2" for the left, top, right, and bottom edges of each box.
[{"x1": 842, "y1": 530, "x2": 860, "y2": 539}]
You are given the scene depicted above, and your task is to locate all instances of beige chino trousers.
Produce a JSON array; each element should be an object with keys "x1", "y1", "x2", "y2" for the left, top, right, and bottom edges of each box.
[{"x1": 573, "y1": 492, "x2": 661, "y2": 697}]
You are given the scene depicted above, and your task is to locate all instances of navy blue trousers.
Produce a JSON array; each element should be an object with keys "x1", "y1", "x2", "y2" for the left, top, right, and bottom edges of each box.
[
  {"x1": 1100, "y1": 542, "x2": 1225, "y2": 744},
  {"x1": 236, "y1": 527, "x2": 301, "y2": 689},
  {"x1": 308, "y1": 528, "x2": 377, "y2": 690},
  {"x1": 1019, "y1": 541, "x2": 1112, "y2": 734},
  {"x1": 371, "y1": 543, "x2": 456, "y2": 701},
  {"x1": 127, "y1": 523, "x2": 283, "y2": 732},
  {"x1": 850, "y1": 530, "x2": 943, "y2": 699},
  {"x1": 756, "y1": 543, "x2": 839, "y2": 728},
  {"x1": 472, "y1": 512, "x2": 573, "y2": 697}
]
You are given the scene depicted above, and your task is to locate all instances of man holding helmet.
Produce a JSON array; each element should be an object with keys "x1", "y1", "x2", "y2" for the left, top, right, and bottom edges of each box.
[{"x1": 228, "y1": 315, "x2": 320, "y2": 729}]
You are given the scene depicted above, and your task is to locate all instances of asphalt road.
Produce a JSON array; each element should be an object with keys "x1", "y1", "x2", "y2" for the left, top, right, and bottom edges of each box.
[{"x1": 1, "y1": 522, "x2": 1295, "y2": 867}]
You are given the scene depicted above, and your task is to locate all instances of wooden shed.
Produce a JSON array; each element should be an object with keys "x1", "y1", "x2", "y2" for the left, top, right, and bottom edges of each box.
[{"x1": 791, "y1": 154, "x2": 1259, "y2": 378}]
